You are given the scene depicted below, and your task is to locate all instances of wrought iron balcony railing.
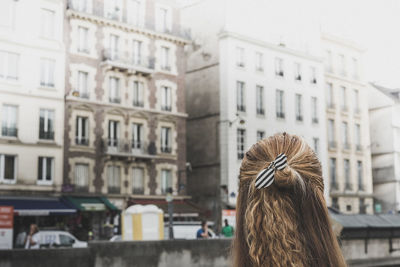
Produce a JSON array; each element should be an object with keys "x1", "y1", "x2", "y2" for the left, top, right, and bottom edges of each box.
[
  {"x1": 1, "y1": 127, "x2": 17, "y2": 137},
  {"x1": 39, "y1": 131, "x2": 54, "y2": 140},
  {"x1": 103, "y1": 139, "x2": 150, "y2": 156}
]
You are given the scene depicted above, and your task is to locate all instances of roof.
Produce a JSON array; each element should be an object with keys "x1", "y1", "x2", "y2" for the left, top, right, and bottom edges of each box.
[
  {"x1": 330, "y1": 213, "x2": 400, "y2": 229},
  {"x1": 370, "y1": 82, "x2": 400, "y2": 102}
]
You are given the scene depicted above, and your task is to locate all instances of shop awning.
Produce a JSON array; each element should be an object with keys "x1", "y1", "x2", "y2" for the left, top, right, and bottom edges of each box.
[
  {"x1": 129, "y1": 199, "x2": 205, "y2": 218},
  {"x1": 0, "y1": 197, "x2": 76, "y2": 216},
  {"x1": 63, "y1": 196, "x2": 118, "y2": 211}
]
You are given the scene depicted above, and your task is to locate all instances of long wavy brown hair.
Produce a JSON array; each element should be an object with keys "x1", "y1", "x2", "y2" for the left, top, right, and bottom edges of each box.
[{"x1": 232, "y1": 133, "x2": 346, "y2": 267}]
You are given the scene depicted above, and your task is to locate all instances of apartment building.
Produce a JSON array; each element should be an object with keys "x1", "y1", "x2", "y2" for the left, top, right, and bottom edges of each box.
[
  {"x1": 0, "y1": 0, "x2": 65, "y2": 198},
  {"x1": 63, "y1": 0, "x2": 190, "y2": 214},
  {"x1": 368, "y1": 83, "x2": 400, "y2": 214},
  {"x1": 182, "y1": 0, "x2": 327, "y2": 225},
  {"x1": 322, "y1": 34, "x2": 373, "y2": 214}
]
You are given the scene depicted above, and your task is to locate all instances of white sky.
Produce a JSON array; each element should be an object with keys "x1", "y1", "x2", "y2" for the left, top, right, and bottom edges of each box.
[{"x1": 181, "y1": 0, "x2": 400, "y2": 88}]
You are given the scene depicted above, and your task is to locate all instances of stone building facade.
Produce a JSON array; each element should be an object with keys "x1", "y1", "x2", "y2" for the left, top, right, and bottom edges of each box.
[
  {"x1": 322, "y1": 34, "x2": 374, "y2": 214},
  {"x1": 63, "y1": 0, "x2": 189, "y2": 210}
]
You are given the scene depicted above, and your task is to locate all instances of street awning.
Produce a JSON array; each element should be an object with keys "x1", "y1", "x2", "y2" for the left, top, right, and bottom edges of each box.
[
  {"x1": 63, "y1": 196, "x2": 118, "y2": 211},
  {"x1": 0, "y1": 197, "x2": 76, "y2": 216},
  {"x1": 129, "y1": 199, "x2": 205, "y2": 218}
]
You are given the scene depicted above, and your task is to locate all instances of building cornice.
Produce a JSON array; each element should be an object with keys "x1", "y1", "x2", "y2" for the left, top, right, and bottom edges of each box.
[
  {"x1": 218, "y1": 31, "x2": 323, "y2": 62},
  {"x1": 0, "y1": 88, "x2": 65, "y2": 101},
  {"x1": 325, "y1": 72, "x2": 367, "y2": 87},
  {"x1": 66, "y1": 10, "x2": 191, "y2": 46},
  {"x1": 321, "y1": 33, "x2": 366, "y2": 52}
]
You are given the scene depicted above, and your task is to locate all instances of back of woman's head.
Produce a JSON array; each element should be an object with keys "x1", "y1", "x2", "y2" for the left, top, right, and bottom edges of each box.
[{"x1": 233, "y1": 133, "x2": 346, "y2": 267}]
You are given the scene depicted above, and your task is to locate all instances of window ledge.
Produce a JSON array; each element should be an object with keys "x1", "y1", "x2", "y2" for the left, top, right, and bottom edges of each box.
[
  {"x1": 37, "y1": 181, "x2": 54, "y2": 186},
  {"x1": 38, "y1": 85, "x2": 56, "y2": 91}
]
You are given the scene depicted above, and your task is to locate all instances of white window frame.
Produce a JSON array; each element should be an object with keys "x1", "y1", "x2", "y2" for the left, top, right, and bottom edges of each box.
[
  {"x1": 326, "y1": 83, "x2": 334, "y2": 107},
  {"x1": 133, "y1": 81, "x2": 144, "y2": 107},
  {"x1": 107, "y1": 165, "x2": 121, "y2": 192},
  {"x1": 127, "y1": 0, "x2": 141, "y2": 26},
  {"x1": 340, "y1": 86, "x2": 347, "y2": 110},
  {"x1": 1, "y1": 104, "x2": 18, "y2": 137},
  {"x1": 310, "y1": 66, "x2": 317, "y2": 84},
  {"x1": 75, "y1": 116, "x2": 89, "y2": 145},
  {"x1": 330, "y1": 158, "x2": 336, "y2": 184},
  {"x1": 37, "y1": 156, "x2": 54, "y2": 185},
  {"x1": 108, "y1": 120, "x2": 120, "y2": 147},
  {"x1": 77, "y1": 71, "x2": 89, "y2": 97},
  {"x1": 109, "y1": 34, "x2": 119, "y2": 60},
  {"x1": 39, "y1": 109, "x2": 55, "y2": 140},
  {"x1": 339, "y1": 54, "x2": 346, "y2": 76},
  {"x1": 256, "y1": 85, "x2": 264, "y2": 115},
  {"x1": 74, "y1": 163, "x2": 89, "y2": 188},
  {"x1": 255, "y1": 52, "x2": 263, "y2": 71},
  {"x1": 311, "y1": 97, "x2": 318, "y2": 122},
  {"x1": 132, "y1": 40, "x2": 142, "y2": 65},
  {"x1": 0, "y1": 154, "x2": 17, "y2": 184},
  {"x1": 41, "y1": 9, "x2": 55, "y2": 39},
  {"x1": 132, "y1": 167, "x2": 144, "y2": 194},
  {"x1": 40, "y1": 58, "x2": 55, "y2": 87},
  {"x1": 77, "y1": 26, "x2": 89, "y2": 53},
  {"x1": 256, "y1": 130, "x2": 265, "y2": 141},
  {"x1": 109, "y1": 77, "x2": 120, "y2": 102},
  {"x1": 355, "y1": 123, "x2": 361, "y2": 146},
  {"x1": 104, "y1": 0, "x2": 123, "y2": 21},
  {"x1": 294, "y1": 62, "x2": 301, "y2": 81},
  {"x1": 161, "y1": 127, "x2": 171, "y2": 153},
  {"x1": 0, "y1": 51, "x2": 19, "y2": 80},
  {"x1": 156, "y1": 6, "x2": 171, "y2": 33},
  {"x1": 161, "y1": 169, "x2": 172, "y2": 194},
  {"x1": 276, "y1": 89, "x2": 285, "y2": 118},
  {"x1": 342, "y1": 122, "x2": 348, "y2": 146},
  {"x1": 132, "y1": 123, "x2": 142, "y2": 149},
  {"x1": 236, "y1": 81, "x2": 245, "y2": 112},
  {"x1": 295, "y1": 94, "x2": 303, "y2": 121},
  {"x1": 275, "y1": 58, "x2": 284, "y2": 76},
  {"x1": 0, "y1": 0, "x2": 16, "y2": 29},
  {"x1": 161, "y1": 86, "x2": 172, "y2": 111},
  {"x1": 313, "y1": 137, "x2": 319, "y2": 155},
  {"x1": 236, "y1": 47, "x2": 245, "y2": 67},
  {"x1": 328, "y1": 119, "x2": 335, "y2": 143},
  {"x1": 160, "y1": 46, "x2": 170, "y2": 70},
  {"x1": 237, "y1": 128, "x2": 246, "y2": 159}
]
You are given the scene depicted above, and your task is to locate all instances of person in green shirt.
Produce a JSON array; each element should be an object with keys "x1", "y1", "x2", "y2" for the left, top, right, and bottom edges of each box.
[{"x1": 221, "y1": 219, "x2": 234, "y2": 237}]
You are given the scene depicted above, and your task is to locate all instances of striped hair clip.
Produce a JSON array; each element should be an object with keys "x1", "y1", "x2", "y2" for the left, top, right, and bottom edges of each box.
[{"x1": 255, "y1": 153, "x2": 288, "y2": 189}]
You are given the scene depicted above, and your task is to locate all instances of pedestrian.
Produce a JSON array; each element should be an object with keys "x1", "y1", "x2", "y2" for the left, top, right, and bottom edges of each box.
[
  {"x1": 232, "y1": 133, "x2": 346, "y2": 267},
  {"x1": 25, "y1": 224, "x2": 40, "y2": 249},
  {"x1": 196, "y1": 220, "x2": 212, "y2": 239},
  {"x1": 221, "y1": 219, "x2": 234, "y2": 238}
]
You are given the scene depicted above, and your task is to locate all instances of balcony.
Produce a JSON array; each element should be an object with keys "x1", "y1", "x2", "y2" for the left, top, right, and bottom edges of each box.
[
  {"x1": 103, "y1": 139, "x2": 155, "y2": 158},
  {"x1": 256, "y1": 108, "x2": 265, "y2": 115},
  {"x1": 109, "y1": 96, "x2": 121, "y2": 104},
  {"x1": 161, "y1": 105, "x2": 172, "y2": 112},
  {"x1": 161, "y1": 146, "x2": 172, "y2": 154},
  {"x1": 328, "y1": 141, "x2": 337, "y2": 149},
  {"x1": 276, "y1": 112, "x2": 285, "y2": 119},
  {"x1": 275, "y1": 71, "x2": 284, "y2": 77},
  {"x1": 295, "y1": 75, "x2": 302, "y2": 81},
  {"x1": 102, "y1": 49, "x2": 155, "y2": 75},
  {"x1": 75, "y1": 137, "x2": 89, "y2": 146},
  {"x1": 1, "y1": 127, "x2": 17, "y2": 137},
  {"x1": 237, "y1": 105, "x2": 246, "y2": 113},
  {"x1": 132, "y1": 188, "x2": 144, "y2": 195},
  {"x1": 74, "y1": 185, "x2": 89, "y2": 193},
  {"x1": 108, "y1": 186, "x2": 121, "y2": 194},
  {"x1": 311, "y1": 78, "x2": 317, "y2": 84},
  {"x1": 39, "y1": 131, "x2": 54, "y2": 140}
]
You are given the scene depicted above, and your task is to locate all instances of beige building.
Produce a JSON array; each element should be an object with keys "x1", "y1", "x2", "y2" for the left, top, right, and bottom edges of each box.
[
  {"x1": 322, "y1": 34, "x2": 373, "y2": 214},
  {"x1": 0, "y1": 0, "x2": 65, "y2": 197},
  {"x1": 63, "y1": 0, "x2": 191, "y2": 220}
]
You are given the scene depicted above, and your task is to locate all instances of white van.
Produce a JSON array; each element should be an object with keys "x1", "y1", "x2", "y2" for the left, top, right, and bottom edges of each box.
[{"x1": 39, "y1": 231, "x2": 88, "y2": 248}]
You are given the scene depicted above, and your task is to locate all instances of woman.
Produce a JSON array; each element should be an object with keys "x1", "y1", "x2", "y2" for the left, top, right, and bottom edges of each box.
[
  {"x1": 25, "y1": 224, "x2": 40, "y2": 249},
  {"x1": 233, "y1": 133, "x2": 346, "y2": 267}
]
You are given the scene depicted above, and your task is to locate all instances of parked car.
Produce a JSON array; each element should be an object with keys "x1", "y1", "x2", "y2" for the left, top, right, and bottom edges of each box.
[
  {"x1": 39, "y1": 231, "x2": 88, "y2": 248},
  {"x1": 164, "y1": 222, "x2": 217, "y2": 240}
]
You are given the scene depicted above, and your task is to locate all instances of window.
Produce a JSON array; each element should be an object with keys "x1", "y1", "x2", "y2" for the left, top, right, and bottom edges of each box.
[
  {"x1": 75, "y1": 116, "x2": 89, "y2": 145},
  {"x1": 237, "y1": 129, "x2": 246, "y2": 159},
  {"x1": 355, "y1": 123, "x2": 361, "y2": 151},
  {"x1": 275, "y1": 58, "x2": 284, "y2": 77},
  {"x1": 236, "y1": 81, "x2": 246, "y2": 112},
  {"x1": 0, "y1": 154, "x2": 16, "y2": 183},
  {"x1": 77, "y1": 71, "x2": 89, "y2": 98},
  {"x1": 325, "y1": 50, "x2": 332, "y2": 72},
  {"x1": 326, "y1": 83, "x2": 334, "y2": 108},
  {"x1": 39, "y1": 109, "x2": 54, "y2": 140},
  {"x1": 157, "y1": 7, "x2": 170, "y2": 33},
  {"x1": 161, "y1": 86, "x2": 172, "y2": 111},
  {"x1": 109, "y1": 34, "x2": 119, "y2": 60},
  {"x1": 132, "y1": 123, "x2": 142, "y2": 149},
  {"x1": 329, "y1": 158, "x2": 337, "y2": 190},
  {"x1": 357, "y1": 161, "x2": 363, "y2": 191},
  {"x1": 161, "y1": 46, "x2": 170, "y2": 70},
  {"x1": 340, "y1": 86, "x2": 347, "y2": 111},
  {"x1": 132, "y1": 167, "x2": 144, "y2": 194},
  {"x1": 332, "y1": 197, "x2": 339, "y2": 210},
  {"x1": 276, "y1": 89, "x2": 285, "y2": 118},
  {"x1": 105, "y1": 0, "x2": 122, "y2": 21},
  {"x1": 74, "y1": 163, "x2": 89, "y2": 189},
  {"x1": 310, "y1": 67, "x2": 317, "y2": 84},
  {"x1": 127, "y1": 0, "x2": 141, "y2": 26},
  {"x1": 295, "y1": 94, "x2": 303, "y2": 121},
  {"x1": 346, "y1": 205, "x2": 352, "y2": 212},
  {"x1": 38, "y1": 157, "x2": 54, "y2": 184},
  {"x1": 40, "y1": 58, "x2": 55, "y2": 87},
  {"x1": 313, "y1": 137, "x2": 319, "y2": 155},
  {"x1": 70, "y1": 0, "x2": 90, "y2": 13},
  {"x1": 41, "y1": 9, "x2": 55, "y2": 39},
  {"x1": 342, "y1": 122, "x2": 349, "y2": 149},
  {"x1": 294, "y1": 63, "x2": 301, "y2": 81},
  {"x1": 0, "y1": 0, "x2": 15, "y2": 28},
  {"x1": 328, "y1": 119, "x2": 335, "y2": 148},
  {"x1": 59, "y1": 234, "x2": 75, "y2": 246},
  {"x1": 359, "y1": 198, "x2": 366, "y2": 214},
  {"x1": 1, "y1": 105, "x2": 17, "y2": 137},
  {"x1": 311, "y1": 97, "x2": 318, "y2": 123},
  {"x1": 256, "y1": 85, "x2": 264, "y2": 115},
  {"x1": 236, "y1": 47, "x2": 245, "y2": 67},
  {"x1": 257, "y1": 131, "x2": 265, "y2": 141},
  {"x1": 353, "y1": 89, "x2": 359, "y2": 114},
  {"x1": 132, "y1": 40, "x2": 142, "y2": 65},
  {"x1": 107, "y1": 165, "x2": 121, "y2": 193},
  {"x1": 161, "y1": 127, "x2": 171, "y2": 153},
  {"x1": 339, "y1": 54, "x2": 346, "y2": 76},
  {"x1": 161, "y1": 169, "x2": 172, "y2": 194},
  {"x1": 344, "y1": 159, "x2": 351, "y2": 190},
  {"x1": 108, "y1": 120, "x2": 119, "y2": 147},
  {"x1": 0, "y1": 51, "x2": 19, "y2": 80},
  {"x1": 109, "y1": 77, "x2": 120, "y2": 103},
  {"x1": 255, "y1": 52, "x2": 263, "y2": 71},
  {"x1": 133, "y1": 81, "x2": 144, "y2": 107},
  {"x1": 352, "y1": 58, "x2": 359, "y2": 80},
  {"x1": 77, "y1": 26, "x2": 89, "y2": 53}
]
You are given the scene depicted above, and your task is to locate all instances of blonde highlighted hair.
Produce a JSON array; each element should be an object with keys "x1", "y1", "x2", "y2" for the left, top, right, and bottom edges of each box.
[{"x1": 233, "y1": 133, "x2": 346, "y2": 267}]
